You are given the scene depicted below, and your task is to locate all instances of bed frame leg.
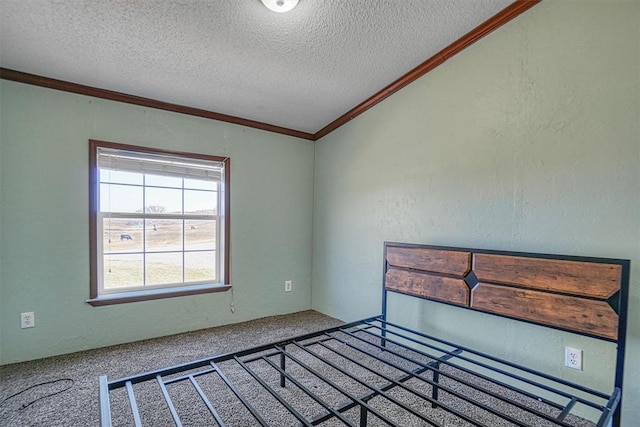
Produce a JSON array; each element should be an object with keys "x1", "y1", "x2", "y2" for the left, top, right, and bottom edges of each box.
[
  {"x1": 359, "y1": 405, "x2": 368, "y2": 426},
  {"x1": 431, "y1": 362, "x2": 440, "y2": 409},
  {"x1": 99, "y1": 375, "x2": 112, "y2": 427},
  {"x1": 280, "y1": 347, "x2": 286, "y2": 387}
]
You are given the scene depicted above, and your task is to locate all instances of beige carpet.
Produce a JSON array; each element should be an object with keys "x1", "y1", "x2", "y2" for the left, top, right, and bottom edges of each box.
[
  {"x1": 1, "y1": 310, "x2": 598, "y2": 426},
  {"x1": 0, "y1": 311, "x2": 343, "y2": 427}
]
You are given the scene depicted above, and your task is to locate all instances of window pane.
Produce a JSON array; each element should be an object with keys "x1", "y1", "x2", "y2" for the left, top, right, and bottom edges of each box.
[
  {"x1": 145, "y1": 187, "x2": 182, "y2": 214},
  {"x1": 100, "y1": 183, "x2": 143, "y2": 213},
  {"x1": 185, "y1": 220, "x2": 216, "y2": 250},
  {"x1": 184, "y1": 178, "x2": 217, "y2": 191},
  {"x1": 103, "y1": 218, "x2": 143, "y2": 253},
  {"x1": 100, "y1": 169, "x2": 143, "y2": 185},
  {"x1": 103, "y1": 253, "x2": 143, "y2": 289},
  {"x1": 146, "y1": 252, "x2": 183, "y2": 286},
  {"x1": 185, "y1": 251, "x2": 216, "y2": 282},
  {"x1": 184, "y1": 189, "x2": 217, "y2": 215},
  {"x1": 145, "y1": 174, "x2": 182, "y2": 189},
  {"x1": 146, "y1": 219, "x2": 183, "y2": 252}
]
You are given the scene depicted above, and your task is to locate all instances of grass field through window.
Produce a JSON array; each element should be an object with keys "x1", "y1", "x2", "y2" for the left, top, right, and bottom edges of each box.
[{"x1": 102, "y1": 219, "x2": 217, "y2": 289}]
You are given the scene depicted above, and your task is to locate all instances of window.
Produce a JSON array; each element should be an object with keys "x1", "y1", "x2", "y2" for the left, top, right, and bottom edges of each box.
[{"x1": 88, "y1": 140, "x2": 230, "y2": 306}]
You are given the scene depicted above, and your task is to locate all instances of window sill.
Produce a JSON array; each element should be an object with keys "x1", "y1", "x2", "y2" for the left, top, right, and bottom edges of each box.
[{"x1": 87, "y1": 283, "x2": 232, "y2": 306}]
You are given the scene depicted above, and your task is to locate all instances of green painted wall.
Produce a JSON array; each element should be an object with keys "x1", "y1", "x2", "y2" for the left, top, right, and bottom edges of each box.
[
  {"x1": 312, "y1": 0, "x2": 639, "y2": 423},
  {"x1": 0, "y1": 81, "x2": 314, "y2": 363}
]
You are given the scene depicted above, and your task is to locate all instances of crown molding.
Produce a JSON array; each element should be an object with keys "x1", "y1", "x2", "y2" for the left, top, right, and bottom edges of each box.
[
  {"x1": 0, "y1": 67, "x2": 315, "y2": 141},
  {"x1": 1, "y1": 1, "x2": 540, "y2": 142},
  {"x1": 314, "y1": 0, "x2": 541, "y2": 140}
]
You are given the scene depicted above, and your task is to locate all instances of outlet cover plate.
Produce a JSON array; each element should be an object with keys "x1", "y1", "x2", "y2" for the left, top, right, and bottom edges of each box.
[
  {"x1": 284, "y1": 280, "x2": 292, "y2": 292},
  {"x1": 21, "y1": 312, "x2": 35, "y2": 328},
  {"x1": 565, "y1": 346, "x2": 582, "y2": 370}
]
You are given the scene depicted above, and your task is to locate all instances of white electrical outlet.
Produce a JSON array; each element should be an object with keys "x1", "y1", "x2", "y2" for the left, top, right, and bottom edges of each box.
[
  {"x1": 21, "y1": 312, "x2": 35, "y2": 328},
  {"x1": 565, "y1": 347, "x2": 582, "y2": 370},
  {"x1": 284, "y1": 280, "x2": 293, "y2": 292}
]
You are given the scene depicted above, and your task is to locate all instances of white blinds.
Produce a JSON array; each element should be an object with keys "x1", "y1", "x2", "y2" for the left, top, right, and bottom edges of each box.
[{"x1": 97, "y1": 147, "x2": 224, "y2": 181}]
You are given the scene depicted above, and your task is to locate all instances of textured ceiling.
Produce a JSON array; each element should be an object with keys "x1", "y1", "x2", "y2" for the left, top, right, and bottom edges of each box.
[{"x1": 1, "y1": 0, "x2": 515, "y2": 135}]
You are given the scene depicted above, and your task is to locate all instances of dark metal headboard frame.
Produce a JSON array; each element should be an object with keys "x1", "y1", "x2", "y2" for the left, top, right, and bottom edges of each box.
[{"x1": 381, "y1": 242, "x2": 630, "y2": 427}]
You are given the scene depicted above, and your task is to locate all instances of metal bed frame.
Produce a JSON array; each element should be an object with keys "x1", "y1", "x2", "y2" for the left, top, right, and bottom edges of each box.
[{"x1": 99, "y1": 243, "x2": 630, "y2": 427}]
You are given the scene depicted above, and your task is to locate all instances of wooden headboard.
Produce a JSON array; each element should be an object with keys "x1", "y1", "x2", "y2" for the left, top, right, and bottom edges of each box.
[{"x1": 383, "y1": 242, "x2": 630, "y2": 342}]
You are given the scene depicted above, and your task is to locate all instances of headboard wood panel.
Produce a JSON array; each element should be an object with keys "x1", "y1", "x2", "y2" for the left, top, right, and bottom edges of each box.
[
  {"x1": 386, "y1": 246, "x2": 471, "y2": 276},
  {"x1": 385, "y1": 268, "x2": 469, "y2": 307},
  {"x1": 383, "y1": 243, "x2": 629, "y2": 341},
  {"x1": 473, "y1": 254, "x2": 621, "y2": 299},
  {"x1": 471, "y1": 283, "x2": 618, "y2": 340}
]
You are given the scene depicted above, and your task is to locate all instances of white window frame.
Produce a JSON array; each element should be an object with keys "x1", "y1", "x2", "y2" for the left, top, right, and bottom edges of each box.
[{"x1": 88, "y1": 140, "x2": 230, "y2": 306}]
